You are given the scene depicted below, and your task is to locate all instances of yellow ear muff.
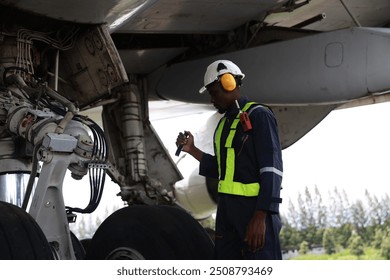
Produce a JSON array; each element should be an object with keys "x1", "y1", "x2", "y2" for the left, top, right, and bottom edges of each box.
[{"x1": 220, "y1": 73, "x2": 236, "y2": 91}]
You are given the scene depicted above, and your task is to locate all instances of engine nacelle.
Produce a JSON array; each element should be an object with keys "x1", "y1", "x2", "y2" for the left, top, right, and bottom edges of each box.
[{"x1": 174, "y1": 167, "x2": 217, "y2": 220}]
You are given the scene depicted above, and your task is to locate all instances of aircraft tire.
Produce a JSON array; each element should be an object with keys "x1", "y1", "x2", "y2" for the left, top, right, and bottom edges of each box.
[
  {"x1": 0, "y1": 201, "x2": 54, "y2": 259},
  {"x1": 80, "y1": 238, "x2": 92, "y2": 253},
  {"x1": 85, "y1": 205, "x2": 214, "y2": 260},
  {"x1": 71, "y1": 231, "x2": 86, "y2": 260}
]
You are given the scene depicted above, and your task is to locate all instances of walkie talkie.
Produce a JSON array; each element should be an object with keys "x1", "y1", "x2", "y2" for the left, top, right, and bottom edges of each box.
[{"x1": 235, "y1": 100, "x2": 252, "y2": 132}]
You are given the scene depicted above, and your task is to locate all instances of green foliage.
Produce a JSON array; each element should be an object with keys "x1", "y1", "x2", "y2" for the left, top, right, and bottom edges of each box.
[
  {"x1": 380, "y1": 235, "x2": 390, "y2": 260},
  {"x1": 292, "y1": 247, "x2": 384, "y2": 260},
  {"x1": 281, "y1": 186, "x2": 390, "y2": 259},
  {"x1": 328, "y1": 187, "x2": 351, "y2": 227},
  {"x1": 349, "y1": 234, "x2": 364, "y2": 258},
  {"x1": 280, "y1": 219, "x2": 301, "y2": 251},
  {"x1": 322, "y1": 228, "x2": 336, "y2": 255},
  {"x1": 299, "y1": 241, "x2": 309, "y2": 255},
  {"x1": 334, "y1": 223, "x2": 352, "y2": 248},
  {"x1": 372, "y1": 228, "x2": 384, "y2": 249}
]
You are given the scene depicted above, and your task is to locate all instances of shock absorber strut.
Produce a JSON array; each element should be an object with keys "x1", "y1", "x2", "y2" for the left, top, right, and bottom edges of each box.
[{"x1": 121, "y1": 84, "x2": 147, "y2": 184}]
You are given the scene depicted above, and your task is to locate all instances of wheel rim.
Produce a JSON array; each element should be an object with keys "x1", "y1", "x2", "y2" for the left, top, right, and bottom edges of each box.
[{"x1": 106, "y1": 247, "x2": 145, "y2": 260}]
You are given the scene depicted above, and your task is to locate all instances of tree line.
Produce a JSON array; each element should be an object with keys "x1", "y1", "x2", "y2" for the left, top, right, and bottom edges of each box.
[{"x1": 280, "y1": 186, "x2": 390, "y2": 259}]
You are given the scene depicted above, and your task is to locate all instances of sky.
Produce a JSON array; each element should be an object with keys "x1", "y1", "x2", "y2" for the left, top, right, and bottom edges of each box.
[{"x1": 281, "y1": 101, "x2": 390, "y2": 204}]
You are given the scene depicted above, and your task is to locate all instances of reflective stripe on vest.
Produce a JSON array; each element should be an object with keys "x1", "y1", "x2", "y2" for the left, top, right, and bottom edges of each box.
[{"x1": 215, "y1": 102, "x2": 260, "y2": 197}]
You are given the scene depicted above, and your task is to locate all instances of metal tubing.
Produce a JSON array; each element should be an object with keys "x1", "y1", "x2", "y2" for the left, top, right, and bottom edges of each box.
[
  {"x1": 28, "y1": 152, "x2": 79, "y2": 259},
  {"x1": 339, "y1": 0, "x2": 361, "y2": 27},
  {"x1": 292, "y1": 13, "x2": 326, "y2": 28}
]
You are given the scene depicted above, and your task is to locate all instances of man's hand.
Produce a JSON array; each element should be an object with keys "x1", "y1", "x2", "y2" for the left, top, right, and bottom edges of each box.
[
  {"x1": 176, "y1": 131, "x2": 193, "y2": 153},
  {"x1": 175, "y1": 131, "x2": 203, "y2": 161},
  {"x1": 244, "y1": 210, "x2": 267, "y2": 252}
]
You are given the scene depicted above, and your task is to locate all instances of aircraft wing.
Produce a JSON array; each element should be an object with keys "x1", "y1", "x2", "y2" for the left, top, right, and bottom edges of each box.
[{"x1": 111, "y1": 1, "x2": 390, "y2": 149}]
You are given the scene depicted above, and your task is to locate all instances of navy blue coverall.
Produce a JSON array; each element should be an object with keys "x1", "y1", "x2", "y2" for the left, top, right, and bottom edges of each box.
[{"x1": 199, "y1": 96, "x2": 283, "y2": 259}]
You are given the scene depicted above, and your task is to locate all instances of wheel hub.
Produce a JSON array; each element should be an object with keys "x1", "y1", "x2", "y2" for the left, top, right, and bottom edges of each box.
[{"x1": 106, "y1": 247, "x2": 145, "y2": 260}]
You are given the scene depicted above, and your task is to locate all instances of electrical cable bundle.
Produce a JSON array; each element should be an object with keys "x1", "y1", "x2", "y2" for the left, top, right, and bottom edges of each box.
[{"x1": 66, "y1": 116, "x2": 109, "y2": 214}]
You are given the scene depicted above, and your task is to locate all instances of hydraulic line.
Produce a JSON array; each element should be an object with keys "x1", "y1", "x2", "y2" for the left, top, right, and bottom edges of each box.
[
  {"x1": 21, "y1": 140, "x2": 42, "y2": 210},
  {"x1": 66, "y1": 116, "x2": 108, "y2": 214}
]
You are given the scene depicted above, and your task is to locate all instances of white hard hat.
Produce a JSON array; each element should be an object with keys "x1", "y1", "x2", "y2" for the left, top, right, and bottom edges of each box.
[{"x1": 199, "y1": 60, "x2": 245, "y2": 94}]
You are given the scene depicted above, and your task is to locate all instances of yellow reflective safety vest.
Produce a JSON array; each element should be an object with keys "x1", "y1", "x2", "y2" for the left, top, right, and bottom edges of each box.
[{"x1": 215, "y1": 102, "x2": 260, "y2": 197}]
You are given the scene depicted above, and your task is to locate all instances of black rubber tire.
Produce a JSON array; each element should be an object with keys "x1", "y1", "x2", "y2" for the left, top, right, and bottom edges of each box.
[
  {"x1": 80, "y1": 238, "x2": 92, "y2": 253},
  {"x1": 85, "y1": 205, "x2": 214, "y2": 260},
  {"x1": 0, "y1": 201, "x2": 54, "y2": 260},
  {"x1": 71, "y1": 231, "x2": 86, "y2": 260}
]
